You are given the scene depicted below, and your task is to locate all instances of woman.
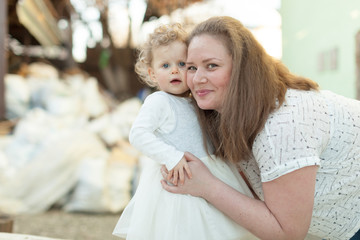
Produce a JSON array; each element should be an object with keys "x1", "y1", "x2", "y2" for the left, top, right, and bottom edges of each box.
[{"x1": 161, "y1": 16, "x2": 360, "y2": 240}]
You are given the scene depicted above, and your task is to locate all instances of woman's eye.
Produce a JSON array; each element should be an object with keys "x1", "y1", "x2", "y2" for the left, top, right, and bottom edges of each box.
[
  {"x1": 162, "y1": 63, "x2": 169, "y2": 68},
  {"x1": 208, "y1": 64, "x2": 217, "y2": 69},
  {"x1": 179, "y1": 62, "x2": 185, "y2": 67},
  {"x1": 187, "y1": 66, "x2": 197, "y2": 71}
]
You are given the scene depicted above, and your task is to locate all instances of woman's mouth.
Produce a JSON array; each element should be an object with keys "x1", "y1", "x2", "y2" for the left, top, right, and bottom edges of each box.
[{"x1": 195, "y1": 89, "x2": 211, "y2": 97}]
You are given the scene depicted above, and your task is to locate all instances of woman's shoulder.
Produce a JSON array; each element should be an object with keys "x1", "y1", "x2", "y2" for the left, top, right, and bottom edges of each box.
[
  {"x1": 283, "y1": 89, "x2": 320, "y2": 104},
  {"x1": 274, "y1": 89, "x2": 328, "y2": 116},
  {"x1": 269, "y1": 89, "x2": 333, "y2": 132}
]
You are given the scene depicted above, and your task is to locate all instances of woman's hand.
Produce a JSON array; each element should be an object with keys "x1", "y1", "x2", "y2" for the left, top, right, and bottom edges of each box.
[{"x1": 161, "y1": 152, "x2": 215, "y2": 198}]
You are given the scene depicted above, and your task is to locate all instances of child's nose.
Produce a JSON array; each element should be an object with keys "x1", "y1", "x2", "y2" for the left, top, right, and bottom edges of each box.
[{"x1": 171, "y1": 66, "x2": 179, "y2": 74}]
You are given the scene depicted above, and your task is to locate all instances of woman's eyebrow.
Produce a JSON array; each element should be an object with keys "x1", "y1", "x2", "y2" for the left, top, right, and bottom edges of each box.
[
  {"x1": 203, "y1": 57, "x2": 219, "y2": 62},
  {"x1": 186, "y1": 58, "x2": 219, "y2": 65}
]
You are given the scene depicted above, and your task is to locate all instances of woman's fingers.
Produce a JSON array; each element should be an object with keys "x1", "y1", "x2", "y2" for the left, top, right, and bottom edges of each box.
[
  {"x1": 160, "y1": 180, "x2": 179, "y2": 193},
  {"x1": 184, "y1": 151, "x2": 198, "y2": 162},
  {"x1": 160, "y1": 165, "x2": 168, "y2": 177}
]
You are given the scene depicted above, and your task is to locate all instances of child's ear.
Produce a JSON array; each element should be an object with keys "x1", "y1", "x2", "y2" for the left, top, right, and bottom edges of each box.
[{"x1": 148, "y1": 67, "x2": 157, "y2": 82}]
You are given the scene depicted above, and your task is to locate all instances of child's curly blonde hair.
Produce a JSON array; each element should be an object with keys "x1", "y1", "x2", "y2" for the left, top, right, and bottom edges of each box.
[{"x1": 135, "y1": 23, "x2": 187, "y2": 88}]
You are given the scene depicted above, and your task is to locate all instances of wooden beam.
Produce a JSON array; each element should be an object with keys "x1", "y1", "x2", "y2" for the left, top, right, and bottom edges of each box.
[
  {"x1": 0, "y1": 214, "x2": 13, "y2": 233},
  {"x1": 0, "y1": 0, "x2": 7, "y2": 120}
]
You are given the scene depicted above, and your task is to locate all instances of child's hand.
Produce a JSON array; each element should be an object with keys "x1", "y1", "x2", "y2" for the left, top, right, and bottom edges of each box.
[{"x1": 167, "y1": 157, "x2": 192, "y2": 186}]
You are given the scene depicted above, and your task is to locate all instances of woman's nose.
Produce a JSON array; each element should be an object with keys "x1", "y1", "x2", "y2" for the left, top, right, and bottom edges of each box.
[{"x1": 192, "y1": 69, "x2": 206, "y2": 83}]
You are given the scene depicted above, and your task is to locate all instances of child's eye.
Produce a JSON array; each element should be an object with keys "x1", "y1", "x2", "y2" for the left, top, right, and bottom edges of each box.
[
  {"x1": 179, "y1": 62, "x2": 185, "y2": 67},
  {"x1": 162, "y1": 63, "x2": 169, "y2": 68}
]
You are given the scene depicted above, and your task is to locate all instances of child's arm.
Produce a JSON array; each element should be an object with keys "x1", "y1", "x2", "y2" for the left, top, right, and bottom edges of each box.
[{"x1": 130, "y1": 92, "x2": 185, "y2": 171}]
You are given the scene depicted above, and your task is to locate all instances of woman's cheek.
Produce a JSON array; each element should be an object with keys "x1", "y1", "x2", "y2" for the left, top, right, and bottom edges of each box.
[{"x1": 186, "y1": 74, "x2": 194, "y2": 89}]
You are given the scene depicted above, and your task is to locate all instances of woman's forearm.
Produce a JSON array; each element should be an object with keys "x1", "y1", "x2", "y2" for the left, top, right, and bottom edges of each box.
[
  {"x1": 161, "y1": 153, "x2": 313, "y2": 240},
  {"x1": 205, "y1": 176, "x2": 297, "y2": 240}
]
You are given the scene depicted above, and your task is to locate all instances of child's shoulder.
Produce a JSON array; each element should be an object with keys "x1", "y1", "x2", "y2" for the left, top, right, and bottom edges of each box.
[
  {"x1": 145, "y1": 91, "x2": 171, "y2": 102},
  {"x1": 149, "y1": 91, "x2": 171, "y2": 97},
  {"x1": 142, "y1": 91, "x2": 173, "y2": 109},
  {"x1": 145, "y1": 91, "x2": 190, "y2": 107}
]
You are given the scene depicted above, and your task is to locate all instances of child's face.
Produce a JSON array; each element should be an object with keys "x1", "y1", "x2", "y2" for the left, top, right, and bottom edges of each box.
[{"x1": 148, "y1": 41, "x2": 189, "y2": 96}]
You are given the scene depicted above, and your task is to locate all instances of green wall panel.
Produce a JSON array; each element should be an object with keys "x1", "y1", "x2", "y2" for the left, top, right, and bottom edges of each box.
[{"x1": 281, "y1": 0, "x2": 360, "y2": 98}]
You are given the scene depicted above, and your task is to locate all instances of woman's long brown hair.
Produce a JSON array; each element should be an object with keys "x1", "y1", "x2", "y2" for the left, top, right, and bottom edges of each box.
[{"x1": 188, "y1": 16, "x2": 319, "y2": 163}]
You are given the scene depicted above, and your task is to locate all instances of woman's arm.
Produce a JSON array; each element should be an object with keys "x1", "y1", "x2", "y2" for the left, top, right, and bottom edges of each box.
[{"x1": 161, "y1": 152, "x2": 318, "y2": 240}]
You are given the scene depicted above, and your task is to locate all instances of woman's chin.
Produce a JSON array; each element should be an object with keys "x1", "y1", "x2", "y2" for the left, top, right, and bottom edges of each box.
[
  {"x1": 197, "y1": 103, "x2": 212, "y2": 110},
  {"x1": 193, "y1": 98, "x2": 217, "y2": 111}
]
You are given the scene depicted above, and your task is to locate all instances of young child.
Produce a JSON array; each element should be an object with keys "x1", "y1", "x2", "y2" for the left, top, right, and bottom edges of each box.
[{"x1": 112, "y1": 23, "x2": 257, "y2": 240}]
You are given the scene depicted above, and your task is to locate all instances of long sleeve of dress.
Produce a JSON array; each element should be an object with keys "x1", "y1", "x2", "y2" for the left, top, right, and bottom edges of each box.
[{"x1": 129, "y1": 92, "x2": 184, "y2": 171}]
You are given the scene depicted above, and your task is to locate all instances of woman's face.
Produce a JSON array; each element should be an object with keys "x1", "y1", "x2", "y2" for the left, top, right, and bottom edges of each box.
[{"x1": 186, "y1": 34, "x2": 232, "y2": 112}]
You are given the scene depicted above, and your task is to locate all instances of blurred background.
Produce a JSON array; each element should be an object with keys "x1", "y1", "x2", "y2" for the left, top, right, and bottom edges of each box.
[{"x1": 0, "y1": 0, "x2": 359, "y2": 239}]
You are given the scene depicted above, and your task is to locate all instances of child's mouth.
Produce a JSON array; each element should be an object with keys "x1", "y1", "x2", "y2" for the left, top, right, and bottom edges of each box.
[{"x1": 170, "y1": 79, "x2": 181, "y2": 84}]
